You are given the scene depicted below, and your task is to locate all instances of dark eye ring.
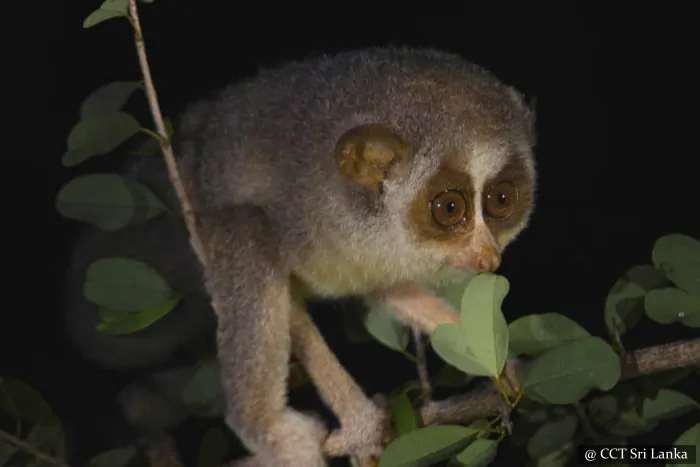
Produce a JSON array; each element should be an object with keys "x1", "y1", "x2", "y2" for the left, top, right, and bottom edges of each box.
[
  {"x1": 430, "y1": 189, "x2": 467, "y2": 227},
  {"x1": 484, "y1": 181, "x2": 518, "y2": 219}
]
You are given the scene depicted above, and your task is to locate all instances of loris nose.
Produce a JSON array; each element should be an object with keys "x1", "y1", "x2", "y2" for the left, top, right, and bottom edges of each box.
[{"x1": 476, "y1": 245, "x2": 501, "y2": 272}]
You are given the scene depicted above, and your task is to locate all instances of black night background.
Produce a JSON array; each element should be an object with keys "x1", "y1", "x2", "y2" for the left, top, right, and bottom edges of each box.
[{"x1": 8, "y1": 3, "x2": 700, "y2": 466}]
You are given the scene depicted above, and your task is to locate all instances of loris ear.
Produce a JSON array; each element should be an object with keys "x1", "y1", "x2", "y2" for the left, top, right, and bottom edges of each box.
[{"x1": 334, "y1": 124, "x2": 411, "y2": 192}]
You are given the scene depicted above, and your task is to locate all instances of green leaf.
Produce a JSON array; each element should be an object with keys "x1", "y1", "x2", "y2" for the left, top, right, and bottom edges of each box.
[
  {"x1": 197, "y1": 427, "x2": 229, "y2": 467},
  {"x1": 364, "y1": 304, "x2": 410, "y2": 352},
  {"x1": 588, "y1": 394, "x2": 658, "y2": 437},
  {"x1": 625, "y1": 265, "x2": 668, "y2": 290},
  {"x1": 97, "y1": 293, "x2": 183, "y2": 334},
  {"x1": 379, "y1": 425, "x2": 479, "y2": 467},
  {"x1": 435, "y1": 273, "x2": 476, "y2": 311},
  {"x1": 62, "y1": 111, "x2": 141, "y2": 166},
  {"x1": 644, "y1": 287, "x2": 700, "y2": 327},
  {"x1": 454, "y1": 438, "x2": 499, "y2": 466},
  {"x1": 88, "y1": 446, "x2": 138, "y2": 467},
  {"x1": 99, "y1": 0, "x2": 129, "y2": 13},
  {"x1": 83, "y1": 8, "x2": 125, "y2": 27},
  {"x1": 84, "y1": 257, "x2": 172, "y2": 312},
  {"x1": 652, "y1": 234, "x2": 700, "y2": 297},
  {"x1": 26, "y1": 425, "x2": 66, "y2": 459},
  {"x1": 604, "y1": 277, "x2": 646, "y2": 338},
  {"x1": 641, "y1": 388, "x2": 699, "y2": 420},
  {"x1": 672, "y1": 422, "x2": 700, "y2": 464},
  {"x1": 130, "y1": 118, "x2": 174, "y2": 156},
  {"x1": 56, "y1": 174, "x2": 166, "y2": 231},
  {"x1": 81, "y1": 81, "x2": 141, "y2": 118},
  {"x1": 587, "y1": 389, "x2": 696, "y2": 438},
  {"x1": 527, "y1": 441, "x2": 576, "y2": 467},
  {"x1": 182, "y1": 361, "x2": 222, "y2": 407},
  {"x1": 508, "y1": 313, "x2": 590, "y2": 357},
  {"x1": 431, "y1": 273, "x2": 510, "y2": 377},
  {"x1": 523, "y1": 336, "x2": 620, "y2": 405},
  {"x1": 390, "y1": 390, "x2": 419, "y2": 436},
  {"x1": 526, "y1": 413, "x2": 578, "y2": 458},
  {"x1": 0, "y1": 378, "x2": 61, "y2": 427}
]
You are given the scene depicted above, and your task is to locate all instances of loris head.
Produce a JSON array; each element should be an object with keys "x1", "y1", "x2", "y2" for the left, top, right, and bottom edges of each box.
[{"x1": 333, "y1": 77, "x2": 536, "y2": 285}]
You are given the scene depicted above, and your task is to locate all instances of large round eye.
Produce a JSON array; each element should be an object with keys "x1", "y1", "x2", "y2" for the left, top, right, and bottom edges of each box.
[
  {"x1": 484, "y1": 181, "x2": 518, "y2": 219},
  {"x1": 430, "y1": 189, "x2": 467, "y2": 227}
]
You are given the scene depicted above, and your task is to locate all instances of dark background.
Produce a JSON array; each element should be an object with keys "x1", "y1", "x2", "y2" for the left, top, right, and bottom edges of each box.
[{"x1": 10, "y1": 2, "x2": 700, "y2": 466}]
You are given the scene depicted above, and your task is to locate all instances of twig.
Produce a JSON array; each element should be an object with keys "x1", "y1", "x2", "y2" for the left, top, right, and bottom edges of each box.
[
  {"x1": 127, "y1": 0, "x2": 208, "y2": 267},
  {"x1": 412, "y1": 327, "x2": 432, "y2": 404},
  {"x1": 0, "y1": 428, "x2": 70, "y2": 467}
]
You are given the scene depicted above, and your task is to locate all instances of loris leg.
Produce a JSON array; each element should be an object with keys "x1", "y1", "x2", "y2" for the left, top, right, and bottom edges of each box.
[
  {"x1": 290, "y1": 303, "x2": 388, "y2": 464},
  {"x1": 198, "y1": 207, "x2": 327, "y2": 467}
]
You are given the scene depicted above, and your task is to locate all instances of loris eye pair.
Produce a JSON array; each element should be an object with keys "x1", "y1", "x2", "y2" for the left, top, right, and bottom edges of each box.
[{"x1": 430, "y1": 182, "x2": 518, "y2": 227}]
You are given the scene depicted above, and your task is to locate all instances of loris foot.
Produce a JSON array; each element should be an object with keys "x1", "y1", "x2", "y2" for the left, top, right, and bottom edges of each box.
[{"x1": 331, "y1": 394, "x2": 392, "y2": 466}]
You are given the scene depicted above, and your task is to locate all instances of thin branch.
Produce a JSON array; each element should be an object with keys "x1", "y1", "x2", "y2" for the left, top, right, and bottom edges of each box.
[
  {"x1": 0, "y1": 428, "x2": 70, "y2": 467},
  {"x1": 420, "y1": 337, "x2": 700, "y2": 427},
  {"x1": 127, "y1": 0, "x2": 208, "y2": 267},
  {"x1": 412, "y1": 327, "x2": 432, "y2": 404}
]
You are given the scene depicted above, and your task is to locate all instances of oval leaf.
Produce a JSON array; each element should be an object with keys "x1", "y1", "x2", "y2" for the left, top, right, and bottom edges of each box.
[
  {"x1": 81, "y1": 81, "x2": 141, "y2": 118},
  {"x1": 83, "y1": 8, "x2": 124, "y2": 28},
  {"x1": 88, "y1": 446, "x2": 138, "y2": 467},
  {"x1": 528, "y1": 441, "x2": 576, "y2": 467},
  {"x1": 604, "y1": 277, "x2": 646, "y2": 337},
  {"x1": 588, "y1": 394, "x2": 658, "y2": 437},
  {"x1": 182, "y1": 361, "x2": 222, "y2": 407},
  {"x1": 652, "y1": 234, "x2": 700, "y2": 297},
  {"x1": 56, "y1": 173, "x2": 166, "y2": 231},
  {"x1": 509, "y1": 313, "x2": 590, "y2": 357},
  {"x1": 379, "y1": 425, "x2": 479, "y2": 467},
  {"x1": 455, "y1": 438, "x2": 499, "y2": 466},
  {"x1": 431, "y1": 273, "x2": 509, "y2": 377},
  {"x1": 84, "y1": 257, "x2": 172, "y2": 312},
  {"x1": 0, "y1": 378, "x2": 60, "y2": 427},
  {"x1": 100, "y1": 0, "x2": 129, "y2": 13},
  {"x1": 672, "y1": 422, "x2": 700, "y2": 456},
  {"x1": 641, "y1": 388, "x2": 699, "y2": 421},
  {"x1": 435, "y1": 273, "x2": 476, "y2": 311},
  {"x1": 63, "y1": 111, "x2": 141, "y2": 166},
  {"x1": 97, "y1": 293, "x2": 183, "y2": 335},
  {"x1": 526, "y1": 413, "x2": 578, "y2": 458},
  {"x1": 364, "y1": 304, "x2": 410, "y2": 352},
  {"x1": 625, "y1": 264, "x2": 668, "y2": 290},
  {"x1": 197, "y1": 427, "x2": 229, "y2": 467},
  {"x1": 644, "y1": 287, "x2": 700, "y2": 327},
  {"x1": 523, "y1": 336, "x2": 621, "y2": 405},
  {"x1": 26, "y1": 425, "x2": 66, "y2": 459},
  {"x1": 390, "y1": 390, "x2": 419, "y2": 436}
]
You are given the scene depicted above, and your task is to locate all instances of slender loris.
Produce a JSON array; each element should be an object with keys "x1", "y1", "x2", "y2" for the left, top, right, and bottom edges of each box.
[{"x1": 172, "y1": 46, "x2": 537, "y2": 466}]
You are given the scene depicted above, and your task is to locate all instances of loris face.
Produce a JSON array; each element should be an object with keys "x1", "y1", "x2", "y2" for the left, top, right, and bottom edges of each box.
[{"x1": 405, "y1": 142, "x2": 536, "y2": 279}]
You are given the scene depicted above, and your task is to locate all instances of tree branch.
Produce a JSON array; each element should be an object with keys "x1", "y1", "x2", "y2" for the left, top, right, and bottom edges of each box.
[
  {"x1": 420, "y1": 337, "x2": 700, "y2": 427},
  {"x1": 127, "y1": 0, "x2": 207, "y2": 268},
  {"x1": 0, "y1": 428, "x2": 69, "y2": 467}
]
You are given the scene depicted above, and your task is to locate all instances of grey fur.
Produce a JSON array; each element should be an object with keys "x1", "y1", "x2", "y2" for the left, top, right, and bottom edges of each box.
[
  {"x1": 174, "y1": 47, "x2": 536, "y2": 466},
  {"x1": 62, "y1": 46, "x2": 536, "y2": 466}
]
